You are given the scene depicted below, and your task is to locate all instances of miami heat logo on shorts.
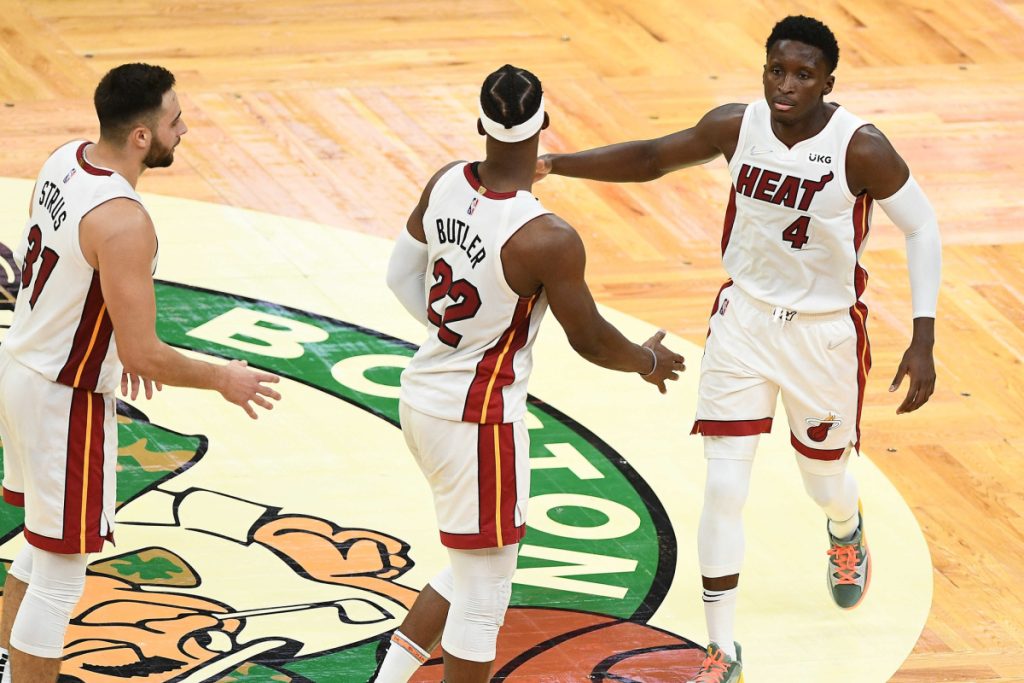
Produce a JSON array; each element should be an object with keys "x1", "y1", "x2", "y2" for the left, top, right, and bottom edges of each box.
[{"x1": 805, "y1": 413, "x2": 842, "y2": 442}]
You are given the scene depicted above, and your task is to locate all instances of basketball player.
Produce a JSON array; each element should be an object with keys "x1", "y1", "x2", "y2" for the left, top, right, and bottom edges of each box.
[
  {"x1": 378, "y1": 65, "x2": 685, "y2": 683},
  {"x1": 0, "y1": 63, "x2": 281, "y2": 683},
  {"x1": 535, "y1": 16, "x2": 941, "y2": 682}
]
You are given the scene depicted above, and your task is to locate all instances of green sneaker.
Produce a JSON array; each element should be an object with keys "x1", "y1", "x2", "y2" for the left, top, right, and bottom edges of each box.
[
  {"x1": 687, "y1": 641, "x2": 743, "y2": 683},
  {"x1": 827, "y1": 509, "x2": 871, "y2": 609}
]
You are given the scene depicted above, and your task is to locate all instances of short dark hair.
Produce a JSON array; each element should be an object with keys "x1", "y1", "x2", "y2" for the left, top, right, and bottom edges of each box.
[
  {"x1": 94, "y1": 63, "x2": 176, "y2": 142},
  {"x1": 480, "y1": 64, "x2": 543, "y2": 128},
  {"x1": 766, "y1": 16, "x2": 840, "y2": 73}
]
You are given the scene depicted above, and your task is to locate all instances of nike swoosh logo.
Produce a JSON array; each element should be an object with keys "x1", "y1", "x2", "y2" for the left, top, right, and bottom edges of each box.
[
  {"x1": 827, "y1": 337, "x2": 851, "y2": 350},
  {"x1": 750, "y1": 146, "x2": 773, "y2": 155}
]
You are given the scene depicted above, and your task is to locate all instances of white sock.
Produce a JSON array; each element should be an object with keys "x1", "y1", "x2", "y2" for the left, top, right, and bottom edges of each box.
[
  {"x1": 0, "y1": 646, "x2": 10, "y2": 683},
  {"x1": 702, "y1": 588, "x2": 738, "y2": 659},
  {"x1": 375, "y1": 630, "x2": 430, "y2": 682},
  {"x1": 828, "y1": 510, "x2": 860, "y2": 541}
]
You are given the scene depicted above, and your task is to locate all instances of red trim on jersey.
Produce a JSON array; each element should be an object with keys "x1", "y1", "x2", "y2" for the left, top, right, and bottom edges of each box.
[
  {"x1": 852, "y1": 194, "x2": 873, "y2": 299},
  {"x1": 462, "y1": 294, "x2": 538, "y2": 423},
  {"x1": 705, "y1": 280, "x2": 733, "y2": 338},
  {"x1": 790, "y1": 433, "x2": 847, "y2": 461},
  {"x1": 691, "y1": 417, "x2": 773, "y2": 437},
  {"x1": 56, "y1": 272, "x2": 114, "y2": 391},
  {"x1": 2, "y1": 487, "x2": 24, "y2": 506},
  {"x1": 440, "y1": 423, "x2": 524, "y2": 550},
  {"x1": 721, "y1": 187, "x2": 738, "y2": 255},
  {"x1": 850, "y1": 301, "x2": 872, "y2": 452},
  {"x1": 76, "y1": 142, "x2": 113, "y2": 177},
  {"x1": 26, "y1": 390, "x2": 111, "y2": 554},
  {"x1": 463, "y1": 163, "x2": 518, "y2": 200}
]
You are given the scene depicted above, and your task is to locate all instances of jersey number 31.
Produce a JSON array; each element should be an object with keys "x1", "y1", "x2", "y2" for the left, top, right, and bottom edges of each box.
[{"x1": 21, "y1": 224, "x2": 60, "y2": 308}]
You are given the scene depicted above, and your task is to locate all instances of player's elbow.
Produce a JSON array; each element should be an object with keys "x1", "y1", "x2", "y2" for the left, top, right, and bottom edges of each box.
[
  {"x1": 116, "y1": 337, "x2": 162, "y2": 378},
  {"x1": 384, "y1": 267, "x2": 404, "y2": 296},
  {"x1": 118, "y1": 352, "x2": 150, "y2": 378},
  {"x1": 566, "y1": 333, "x2": 609, "y2": 367}
]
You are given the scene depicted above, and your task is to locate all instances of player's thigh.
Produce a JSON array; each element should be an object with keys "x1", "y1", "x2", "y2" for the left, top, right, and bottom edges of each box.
[
  {"x1": 400, "y1": 404, "x2": 528, "y2": 548},
  {"x1": 0, "y1": 361, "x2": 74, "y2": 520},
  {"x1": 0, "y1": 354, "x2": 24, "y2": 499},
  {"x1": 779, "y1": 317, "x2": 864, "y2": 464},
  {"x1": 695, "y1": 291, "x2": 779, "y2": 431}
]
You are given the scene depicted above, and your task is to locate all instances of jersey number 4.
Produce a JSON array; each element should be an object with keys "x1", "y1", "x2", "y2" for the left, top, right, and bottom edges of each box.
[
  {"x1": 427, "y1": 259, "x2": 481, "y2": 347},
  {"x1": 781, "y1": 215, "x2": 811, "y2": 250},
  {"x1": 21, "y1": 224, "x2": 60, "y2": 308}
]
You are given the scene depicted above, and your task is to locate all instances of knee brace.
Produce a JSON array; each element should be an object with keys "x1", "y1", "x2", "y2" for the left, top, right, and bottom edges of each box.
[
  {"x1": 702, "y1": 455, "x2": 754, "y2": 518},
  {"x1": 8, "y1": 544, "x2": 33, "y2": 584},
  {"x1": 428, "y1": 566, "x2": 454, "y2": 603},
  {"x1": 440, "y1": 545, "x2": 518, "y2": 662},
  {"x1": 797, "y1": 452, "x2": 859, "y2": 523},
  {"x1": 698, "y1": 456, "x2": 754, "y2": 577},
  {"x1": 10, "y1": 549, "x2": 88, "y2": 659}
]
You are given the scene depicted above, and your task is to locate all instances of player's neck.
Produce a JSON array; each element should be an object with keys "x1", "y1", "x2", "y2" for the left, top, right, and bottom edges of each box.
[
  {"x1": 769, "y1": 102, "x2": 833, "y2": 148},
  {"x1": 480, "y1": 141, "x2": 539, "y2": 193},
  {"x1": 88, "y1": 140, "x2": 144, "y2": 187}
]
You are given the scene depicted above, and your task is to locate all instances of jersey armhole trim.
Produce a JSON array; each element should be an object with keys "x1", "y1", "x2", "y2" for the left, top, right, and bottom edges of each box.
[
  {"x1": 727, "y1": 102, "x2": 758, "y2": 175},
  {"x1": 74, "y1": 195, "x2": 147, "y2": 272},
  {"x1": 838, "y1": 122, "x2": 871, "y2": 204},
  {"x1": 496, "y1": 210, "x2": 553, "y2": 300}
]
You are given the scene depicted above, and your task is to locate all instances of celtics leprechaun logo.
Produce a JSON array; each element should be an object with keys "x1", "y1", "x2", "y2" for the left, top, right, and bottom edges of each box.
[{"x1": 0, "y1": 243, "x2": 703, "y2": 681}]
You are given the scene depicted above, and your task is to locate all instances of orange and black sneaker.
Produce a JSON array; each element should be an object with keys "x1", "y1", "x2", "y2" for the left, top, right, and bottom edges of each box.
[
  {"x1": 687, "y1": 641, "x2": 743, "y2": 683},
  {"x1": 827, "y1": 509, "x2": 871, "y2": 609}
]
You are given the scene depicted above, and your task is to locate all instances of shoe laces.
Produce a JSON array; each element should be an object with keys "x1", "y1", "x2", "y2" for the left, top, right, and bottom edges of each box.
[
  {"x1": 694, "y1": 648, "x2": 730, "y2": 683},
  {"x1": 828, "y1": 542, "x2": 862, "y2": 585}
]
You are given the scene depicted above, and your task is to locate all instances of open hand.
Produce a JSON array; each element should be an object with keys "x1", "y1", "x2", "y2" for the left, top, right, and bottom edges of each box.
[
  {"x1": 641, "y1": 329, "x2": 686, "y2": 394},
  {"x1": 218, "y1": 359, "x2": 282, "y2": 419},
  {"x1": 889, "y1": 342, "x2": 936, "y2": 414},
  {"x1": 120, "y1": 371, "x2": 163, "y2": 400}
]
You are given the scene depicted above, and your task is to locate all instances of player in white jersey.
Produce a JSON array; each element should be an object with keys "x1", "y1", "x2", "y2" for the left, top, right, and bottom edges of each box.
[
  {"x1": 0, "y1": 63, "x2": 282, "y2": 683},
  {"x1": 536, "y1": 16, "x2": 942, "y2": 682},
  {"x1": 378, "y1": 65, "x2": 685, "y2": 683}
]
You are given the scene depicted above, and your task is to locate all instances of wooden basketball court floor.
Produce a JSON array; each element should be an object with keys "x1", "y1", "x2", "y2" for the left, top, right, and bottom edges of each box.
[{"x1": 0, "y1": 1, "x2": 1023, "y2": 681}]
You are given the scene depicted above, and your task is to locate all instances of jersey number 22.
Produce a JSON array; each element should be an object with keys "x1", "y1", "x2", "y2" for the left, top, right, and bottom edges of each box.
[{"x1": 427, "y1": 259, "x2": 481, "y2": 347}]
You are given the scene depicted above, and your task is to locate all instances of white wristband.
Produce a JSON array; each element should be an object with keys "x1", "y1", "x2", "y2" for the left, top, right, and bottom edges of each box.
[{"x1": 640, "y1": 346, "x2": 657, "y2": 376}]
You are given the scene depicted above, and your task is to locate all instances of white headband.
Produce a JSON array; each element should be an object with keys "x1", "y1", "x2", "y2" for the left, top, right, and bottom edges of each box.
[{"x1": 479, "y1": 95, "x2": 545, "y2": 143}]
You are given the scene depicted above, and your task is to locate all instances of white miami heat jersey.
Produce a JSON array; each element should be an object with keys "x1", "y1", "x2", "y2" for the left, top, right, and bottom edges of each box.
[
  {"x1": 401, "y1": 162, "x2": 551, "y2": 424},
  {"x1": 5, "y1": 141, "x2": 146, "y2": 394},
  {"x1": 723, "y1": 99, "x2": 872, "y2": 313}
]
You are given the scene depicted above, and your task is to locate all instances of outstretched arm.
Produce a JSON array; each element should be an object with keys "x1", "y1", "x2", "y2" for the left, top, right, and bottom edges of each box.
[
  {"x1": 504, "y1": 214, "x2": 685, "y2": 393},
  {"x1": 848, "y1": 126, "x2": 941, "y2": 414},
  {"x1": 83, "y1": 199, "x2": 281, "y2": 419},
  {"x1": 536, "y1": 104, "x2": 745, "y2": 183}
]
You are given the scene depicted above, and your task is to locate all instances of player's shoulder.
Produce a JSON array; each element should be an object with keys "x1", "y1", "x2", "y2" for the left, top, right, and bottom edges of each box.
[
  {"x1": 423, "y1": 160, "x2": 465, "y2": 193},
  {"x1": 514, "y1": 212, "x2": 582, "y2": 253},
  {"x1": 708, "y1": 102, "x2": 749, "y2": 120},
  {"x1": 83, "y1": 197, "x2": 153, "y2": 236},
  {"x1": 695, "y1": 103, "x2": 748, "y2": 150},
  {"x1": 847, "y1": 123, "x2": 902, "y2": 167},
  {"x1": 698, "y1": 103, "x2": 747, "y2": 130}
]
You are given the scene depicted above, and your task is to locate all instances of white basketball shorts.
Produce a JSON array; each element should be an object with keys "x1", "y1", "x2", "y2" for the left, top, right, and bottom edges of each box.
[
  {"x1": 399, "y1": 400, "x2": 530, "y2": 550},
  {"x1": 691, "y1": 282, "x2": 871, "y2": 465},
  {"x1": 0, "y1": 349, "x2": 116, "y2": 553}
]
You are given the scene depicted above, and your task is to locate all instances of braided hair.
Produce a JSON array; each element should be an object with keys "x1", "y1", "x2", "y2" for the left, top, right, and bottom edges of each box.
[{"x1": 480, "y1": 65, "x2": 543, "y2": 129}]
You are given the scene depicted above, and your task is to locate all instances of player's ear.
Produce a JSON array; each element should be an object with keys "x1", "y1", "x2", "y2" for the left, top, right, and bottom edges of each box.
[
  {"x1": 541, "y1": 112, "x2": 550, "y2": 130},
  {"x1": 823, "y1": 74, "x2": 835, "y2": 96},
  {"x1": 477, "y1": 119, "x2": 486, "y2": 136},
  {"x1": 128, "y1": 124, "x2": 150, "y2": 151}
]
